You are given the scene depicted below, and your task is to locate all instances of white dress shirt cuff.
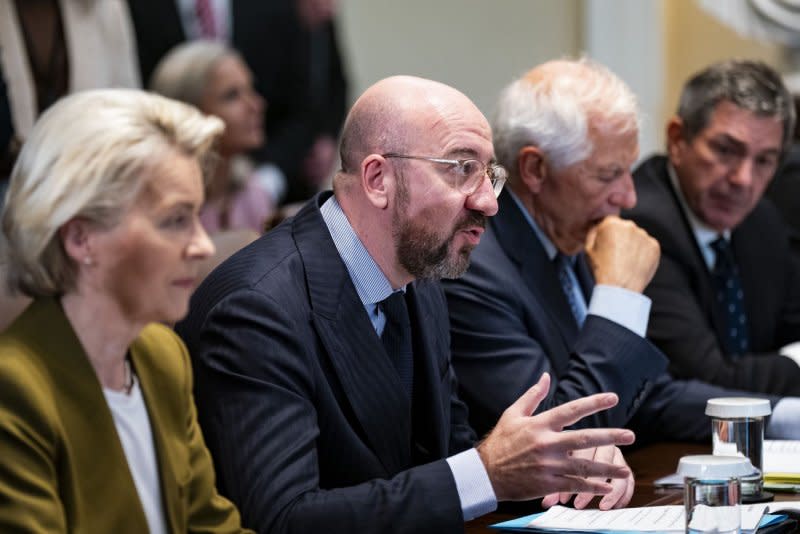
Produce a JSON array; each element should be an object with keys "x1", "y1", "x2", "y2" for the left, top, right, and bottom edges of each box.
[
  {"x1": 446, "y1": 448, "x2": 497, "y2": 521},
  {"x1": 587, "y1": 285, "x2": 651, "y2": 337},
  {"x1": 766, "y1": 398, "x2": 800, "y2": 439}
]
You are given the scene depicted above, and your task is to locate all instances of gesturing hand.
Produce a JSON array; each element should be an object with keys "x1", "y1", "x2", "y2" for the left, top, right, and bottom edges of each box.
[{"x1": 476, "y1": 373, "x2": 635, "y2": 502}]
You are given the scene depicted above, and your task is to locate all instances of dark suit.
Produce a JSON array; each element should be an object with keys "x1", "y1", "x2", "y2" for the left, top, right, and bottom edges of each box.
[
  {"x1": 766, "y1": 144, "x2": 800, "y2": 257},
  {"x1": 625, "y1": 155, "x2": 800, "y2": 395},
  {"x1": 442, "y1": 190, "x2": 775, "y2": 443},
  {"x1": 126, "y1": 0, "x2": 347, "y2": 199},
  {"x1": 177, "y1": 192, "x2": 476, "y2": 533}
]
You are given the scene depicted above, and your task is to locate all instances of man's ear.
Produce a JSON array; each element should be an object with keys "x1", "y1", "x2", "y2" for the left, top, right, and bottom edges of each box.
[
  {"x1": 518, "y1": 145, "x2": 548, "y2": 194},
  {"x1": 59, "y1": 217, "x2": 94, "y2": 266},
  {"x1": 666, "y1": 116, "x2": 686, "y2": 165},
  {"x1": 361, "y1": 154, "x2": 390, "y2": 209}
]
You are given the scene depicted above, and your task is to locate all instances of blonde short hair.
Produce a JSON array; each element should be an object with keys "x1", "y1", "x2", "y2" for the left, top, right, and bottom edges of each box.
[
  {"x1": 149, "y1": 40, "x2": 234, "y2": 107},
  {"x1": 1, "y1": 89, "x2": 224, "y2": 297}
]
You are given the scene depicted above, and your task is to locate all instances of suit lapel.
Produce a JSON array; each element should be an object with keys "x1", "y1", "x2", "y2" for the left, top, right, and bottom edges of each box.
[
  {"x1": 492, "y1": 191, "x2": 580, "y2": 347},
  {"x1": 574, "y1": 253, "x2": 595, "y2": 300},
  {"x1": 294, "y1": 194, "x2": 412, "y2": 474},
  {"x1": 730, "y1": 216, "x2": 765, "y2": 345},
  {"x1": 132, "y1": 343, "x2": 182, "y2": 534},
  {"x1": 650, "y1": 164, "x2": 728, "y2": 340}
]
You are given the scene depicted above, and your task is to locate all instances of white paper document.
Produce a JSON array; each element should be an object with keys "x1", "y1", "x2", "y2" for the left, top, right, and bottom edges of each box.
[
  {"x1": 764, "y1": 439, "x2": 800, "y2": 474},
  {"x1": 526, "y1": 506, "x2": 683, "y2": 531},
  {"x1": 525, "y1": 505, "x2": 766, "y2": 533}
]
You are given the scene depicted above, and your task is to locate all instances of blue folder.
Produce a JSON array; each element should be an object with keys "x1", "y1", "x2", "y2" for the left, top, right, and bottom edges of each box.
[{"x1": 490, "y1": 511, "x2": 786, "y2": 533}]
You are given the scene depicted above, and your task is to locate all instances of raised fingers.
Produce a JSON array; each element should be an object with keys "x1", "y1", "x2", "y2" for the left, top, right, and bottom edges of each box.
[
  {"x1": 553, "y1": 428, "x2": 635, "y2": 453},
  {"x1": 507, "y1": 372, "x2": 551, "y2": 417},
  {"x1": 541, "y1": 392, "x2": 620, "y2": 430}
]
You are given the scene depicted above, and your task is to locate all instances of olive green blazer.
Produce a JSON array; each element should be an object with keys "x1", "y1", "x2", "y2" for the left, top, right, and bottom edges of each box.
[{"x1": 0, "y1": 297, "x2": 253, "y2": 533}]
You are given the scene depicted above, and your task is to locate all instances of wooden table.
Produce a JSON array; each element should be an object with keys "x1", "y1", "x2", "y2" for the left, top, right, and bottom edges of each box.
[{"x1": 465, "y1": 441, "x2": 798, "y2": 532}]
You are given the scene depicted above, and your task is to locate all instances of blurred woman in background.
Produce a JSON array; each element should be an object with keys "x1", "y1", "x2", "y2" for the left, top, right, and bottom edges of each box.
[
  {"x1": 150, "y1": 40, "x2": 272, "y2": 235},
  {"x1": 0, "y1": 89, "x2": 252, "y2": 533}
]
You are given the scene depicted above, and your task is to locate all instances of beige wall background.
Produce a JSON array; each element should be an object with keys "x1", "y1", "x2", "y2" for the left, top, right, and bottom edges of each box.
[
  {"x1": 336, "y1": 0, "x2": 790, "y2": 159},
  {"x1": 338, "y1": 0, "x2": 582, "y2": 122},
  {"x1": 663, "y1": 0, "x2": 785, "y2": 131}
]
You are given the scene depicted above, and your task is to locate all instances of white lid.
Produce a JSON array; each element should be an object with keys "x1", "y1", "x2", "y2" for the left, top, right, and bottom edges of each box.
[
  {"x1": 677, "y1": 455, "x2": 756, "y2": 479},
  {"x1": 705, "y1": 397, "x2": 771, "y2": 418}
]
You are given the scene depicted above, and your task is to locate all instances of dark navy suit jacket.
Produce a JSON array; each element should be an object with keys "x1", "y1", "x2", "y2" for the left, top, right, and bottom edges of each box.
[
  {"x1": 178, "y1": 192, "x2": 475, "y2": 533},
  {"x1": 625, "y1": 155, "x2": 800, "y2": 395},
  {"x1": 442, "y1": 190, "x2": 776, "y2": 443}
]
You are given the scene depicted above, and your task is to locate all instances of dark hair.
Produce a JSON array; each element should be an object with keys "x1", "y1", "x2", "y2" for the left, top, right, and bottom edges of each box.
[{"x1": 677, "y1": 59, "x2": 796, "y2": 154}]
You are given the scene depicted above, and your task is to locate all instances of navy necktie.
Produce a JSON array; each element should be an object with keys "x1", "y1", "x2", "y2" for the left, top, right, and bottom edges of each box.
[
  {"x1": 381, "y1": 292, "x2": 414, "y2": 397},
  {"x1": 555, "y1": 253, "x2": 587, "y2": 326},
  {"x1": 710, "y1": 237, "x2": 750, "y2": 357}
]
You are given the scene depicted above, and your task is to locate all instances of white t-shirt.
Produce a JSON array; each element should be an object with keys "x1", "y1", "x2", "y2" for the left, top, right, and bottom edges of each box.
[{"x1": 104, "y1": 376, "x2": 169, "y2": 534}]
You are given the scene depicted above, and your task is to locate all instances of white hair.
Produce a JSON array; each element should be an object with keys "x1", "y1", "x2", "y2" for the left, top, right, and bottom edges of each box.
[
  {"x1": 2, "y1": 89, "x2": 224, "y2": 297},
  {"x1": 492, "y1": 57, "x2": 640, "y2": 180}
]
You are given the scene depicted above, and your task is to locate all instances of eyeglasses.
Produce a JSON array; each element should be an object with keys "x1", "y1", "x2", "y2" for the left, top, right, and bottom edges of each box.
[{"x1": 382, "y1": 153, "x2": 507, "y2": 197}]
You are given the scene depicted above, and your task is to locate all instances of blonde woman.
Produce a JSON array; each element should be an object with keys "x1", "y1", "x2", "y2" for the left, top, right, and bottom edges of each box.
[
  {"x1": 0, "y1": 89, "x2": 253, "y2": 533},
  {"x1": 150, "y1": 40, "x2": 272, "y2": 235}
]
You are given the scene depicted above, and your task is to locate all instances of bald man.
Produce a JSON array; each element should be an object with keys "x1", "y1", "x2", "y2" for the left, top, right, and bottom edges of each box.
[{"x1": 178, "y1": 76, "x2": 636, "y2": 533}]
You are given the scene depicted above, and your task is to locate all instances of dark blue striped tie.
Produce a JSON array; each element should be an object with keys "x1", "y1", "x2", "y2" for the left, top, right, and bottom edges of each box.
[
  {"x1": 381, "y1": 292, "x2": 414, "y2": 397},
  {"x1": 710, "y1": 237, "x2": 750, "y2": 357},
  {"x1": 555, "y1": 253, "x2": 587, "y2": 326}
]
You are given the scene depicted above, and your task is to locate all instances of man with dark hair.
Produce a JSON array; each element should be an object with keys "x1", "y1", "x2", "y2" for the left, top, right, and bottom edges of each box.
[
  {"x1": 625, "y1": 59, "x2": 800, "y2": 398},
  {"x1": 178, "y1": 75, "x2": 637, "y2": 533}
]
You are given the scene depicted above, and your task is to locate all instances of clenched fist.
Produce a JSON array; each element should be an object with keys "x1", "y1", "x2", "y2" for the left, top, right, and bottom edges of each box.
[{"x1": 585, "y1": 216, "x2": 660, "y2": 293}]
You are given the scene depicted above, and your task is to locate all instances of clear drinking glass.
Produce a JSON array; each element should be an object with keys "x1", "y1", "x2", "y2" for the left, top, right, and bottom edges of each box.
[
  {"x1": 706, "y1": 398, "x2": 771, "y2": 498},
  {"x1": 684, "y1": 476, "x2": 741, "y2": 534},
  {"x1": 678, "y1": 455, "x2": 752, "y2": 534}
]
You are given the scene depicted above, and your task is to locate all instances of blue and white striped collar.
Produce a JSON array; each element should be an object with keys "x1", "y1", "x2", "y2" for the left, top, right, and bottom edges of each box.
[{"x1": 320, "y1": 195, "x2": 403, "y2": 309}]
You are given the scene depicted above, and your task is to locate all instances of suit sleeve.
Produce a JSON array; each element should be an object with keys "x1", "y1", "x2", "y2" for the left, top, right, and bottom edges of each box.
[
  {"x1": 0, "y1": 359, "x2": 67, "y2": 532},
  {"x1": 165, "y1": 335, "x2": 253, "y2": 534},
  {"x1": 626, "y1": 374, "x2": 782, "y2": 445},
  {"x1": 644, "y1": 252, "x2": 800, "y2": 396},
  {"x1": 183, "y1": 288, "x2": 464, "y2": 534},
  {"x1": 443, "y1": 255, "x2": 666, "y2": 438}
]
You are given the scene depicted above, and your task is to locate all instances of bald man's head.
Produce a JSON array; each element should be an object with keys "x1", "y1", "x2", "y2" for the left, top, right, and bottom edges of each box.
[{"x1": 338, "y1": 76, "x2": 485, "y2": 177}]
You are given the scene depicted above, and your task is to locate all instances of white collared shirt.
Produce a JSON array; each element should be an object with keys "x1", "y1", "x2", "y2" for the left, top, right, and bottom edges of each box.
[{"x1": 666, "y1": 163, "x2": 730, "y2": 270}]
